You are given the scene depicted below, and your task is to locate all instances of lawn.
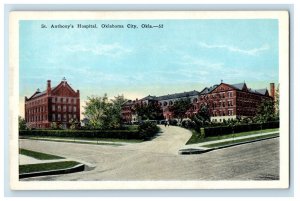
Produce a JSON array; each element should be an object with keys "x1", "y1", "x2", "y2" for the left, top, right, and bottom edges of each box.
[
  {"x1": 19, "y1": 148, "x2": 65, "y2": 160},
  {"x1": 202, "y1": 133, "x2": 279, "y2": 148},
  {"x1": 186, "y1": 128, "x2": 279, "y2": 145},
  {"x1": 19, "y1": 161, "x2": 80, "y2": 174}
]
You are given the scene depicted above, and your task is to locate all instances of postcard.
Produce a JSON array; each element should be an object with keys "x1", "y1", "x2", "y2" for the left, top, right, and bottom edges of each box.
[{"x1": 9, "y1": 11, "x2": 289, "y2": 190}]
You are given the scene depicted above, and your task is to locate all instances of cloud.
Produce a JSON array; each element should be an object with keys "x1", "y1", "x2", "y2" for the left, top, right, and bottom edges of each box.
[
  {"x1": 198, "y1": 42, "x2": 270, "y2": 56},
  {"x1": 64, "y1": 43, "x2": 132, "y2": 58}
]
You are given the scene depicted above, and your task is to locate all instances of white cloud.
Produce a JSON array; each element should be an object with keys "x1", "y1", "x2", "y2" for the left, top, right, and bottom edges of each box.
[
  {"x1": 198, "y1": 42, "x2": 270, "y2": 56},
  {"x1": 64, "y1": 43, "x2": 132, "y2": 58}
]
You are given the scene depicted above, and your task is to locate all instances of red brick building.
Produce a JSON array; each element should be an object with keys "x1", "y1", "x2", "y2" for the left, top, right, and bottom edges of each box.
[
  {"x1": 121, "y1": 82, "x2": 275, "y2": 123},
  {"x1": 24, "y1": 78, "x2": 80, "y2": 129},
  {"x1": 198, "y1": 82, "x2": 274, "y2": 123}
]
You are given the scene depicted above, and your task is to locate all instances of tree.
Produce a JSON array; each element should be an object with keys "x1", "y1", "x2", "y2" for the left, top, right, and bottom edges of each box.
[
  {"x1": 191, "y1": 104, "x2": 210, "y2": 128},
  {"x1": 18, "y1": 116, "x2": 27, "y2": 130},
  {"x1": 169, "y1": 98, "x2": 193, "y2": 122},
  {"x1": 83, "y1": 94, "x2": 126, "y2": 129},
  {"x1": 135, "y1": 102, "x2": 164, "y2": 120},
  {"x1": 255, "y1": 99, "x2": 276, "y2": 123},
  {"x1": 83, "y1": 94, "x2": 111, "y2": 129}
]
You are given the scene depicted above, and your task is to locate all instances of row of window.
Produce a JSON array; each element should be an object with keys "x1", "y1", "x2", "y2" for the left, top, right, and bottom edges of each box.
[
  {"x1": 212, "y1": 109, "x2": 234, "y2": 116},
  {"x1": 27, "y1": 98, "x2": 47, "y2": 106},
  {"x1": 52, "y1": 114, "x2": 77, "y2": 122},
  {"x1": 52, "y1": 97, "x2": 77, "y2": 104},
  {"x1": 27, "y1": 115, "x2": 48, "y2": 122},
  {"x1": 52, "y1": 105, "x2": 77, "y2": 112},
  {"x1": 200, "y1": 91, "x2": 234, "y2": 100},
  {"x1": 27, "y1": 97, "x2": 78, "y2": 106},
  {"x1": 27, "y1": 106, "x2": 47, "y2": 114}
]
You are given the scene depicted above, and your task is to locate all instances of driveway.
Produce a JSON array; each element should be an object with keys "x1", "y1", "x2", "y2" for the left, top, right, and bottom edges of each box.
[{"x1": 19, "y1": 125, "x2": 279, "y2": 181}]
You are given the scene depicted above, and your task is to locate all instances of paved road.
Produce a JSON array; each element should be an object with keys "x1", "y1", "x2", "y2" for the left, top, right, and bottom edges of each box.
[{"x1": 19, "y1": 125, "x2": 279, "y2": 181}]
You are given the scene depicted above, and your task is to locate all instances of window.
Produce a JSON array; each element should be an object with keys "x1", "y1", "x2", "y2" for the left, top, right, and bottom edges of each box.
[
  {"x1": 68, "y1": 114, "x2": 72, "y2": 120},
  {"x1": 52, "y1": 97, "x2": 55, "y2": 103},
  {"x1": 73, "y1": 114, "x2": 76, "y2": 119},
  {"x1": 58, "y1": 105, "x2": 61, "y2": 111},
  {"x1": 58, "y1": 114, "x2": 61, "y2": 121},
  {"x1": 63, "y1": 114, "x2": 67, "y2": 121},
  {"x1": 52, "y1": 114, "x2": 56, "y2": 121},
  {"x1": 63, "y1": 98, "x2": 66, "y2": 103},
  {"x1": 73, "y1": 106, "x2": 76, "y2": 112},
  {"x1": 69, "y1": 106, "x2": 72, "y2": 112},
  {"x1": 74, "y1": 99, "x2": 76, "y2": 104},
  {"x1": 52, "y1": 105, "x2": 55, "y2": 111},
  {"x1": 63, "y1": 105, "x2": 66, "y2": 112}
]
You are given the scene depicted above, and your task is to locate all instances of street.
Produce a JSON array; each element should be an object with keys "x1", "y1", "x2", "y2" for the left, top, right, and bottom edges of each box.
[{"x1": 19, "y1": 125, "x2": 279, "y2": 181}]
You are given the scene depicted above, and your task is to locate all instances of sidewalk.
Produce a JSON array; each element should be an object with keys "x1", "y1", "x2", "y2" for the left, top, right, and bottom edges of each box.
[{"x1": 180, "y1": 131, "x2": 279, "y2": 153}]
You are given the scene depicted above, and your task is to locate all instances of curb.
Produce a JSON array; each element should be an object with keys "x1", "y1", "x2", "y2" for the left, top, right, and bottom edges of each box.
[
  {"x1": 179, "y1": 135, "x2": 279, "y2": 155},
  {"x1": 178, "y1": 148, "x2": 213, "y2": 155},
  {"x1": 19, "y1": 163, "x2": 85, "y2": 179},
  {"x1": 211, "y1": 135, "x2": 279, "y2": 151}
]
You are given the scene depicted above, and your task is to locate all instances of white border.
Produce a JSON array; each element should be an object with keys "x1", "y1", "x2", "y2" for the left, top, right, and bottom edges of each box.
[{"x1": 9, "y1": 11, "x2": 289, "y2": 190}]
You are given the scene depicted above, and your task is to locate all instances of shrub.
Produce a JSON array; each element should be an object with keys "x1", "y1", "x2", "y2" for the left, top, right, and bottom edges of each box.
[
  {"x1": 169, "y1": 119, "x2": 178, "y2": 126},
  {"x1": 138, "y1": 121, "x2": 159, "y2": 140},
  {"x1": 203, "y1": 121, "x2": 279, "y2": 137},
  {"x1": 181, "y1": 119, "x2": 196, "y2": 129}
]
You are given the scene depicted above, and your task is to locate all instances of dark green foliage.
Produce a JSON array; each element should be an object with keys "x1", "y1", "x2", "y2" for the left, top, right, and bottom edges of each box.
[
  {"x1": 255, "y1": 99, "x2": 277, "y2": 123},
  {"x1": 169, "y1": 119, "x2": 178, "y2": 126},
  {"x1": 135, "y1": 102, "x2": 164, "y2": 121},
  {"x1": 19, "y1": 123, "x2": 159, "y2": 140},
  {"x1": 169, "y1": 98, "x2": 193, "y2": 122},
  {"x1": 203, "y1": 121, "x2": 279, "y2": 137},
  {"x1": 19, "y1": 149, "x2": 64, "y2": 160},
  {"x1": 19, "y1": 116, "x2": 27, "y2": 130},
  {"x1": 181, "y1": 119, "x2": 196, "y2": 129},
  {"x1": 138, "y1": 121, "x2": 160, "y2": 140}
]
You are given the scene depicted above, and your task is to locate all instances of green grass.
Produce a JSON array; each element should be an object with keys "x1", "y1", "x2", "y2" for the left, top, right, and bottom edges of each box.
[
  {"x1": 19, "y1": 149, "x2": 65, "y2": 160},
  {"x1": 22, "y1": 136, "x2": 142, "y2": 146},
  {"x1": 186, "y1": 128, "x2": 279, "y2": 145},
  {"x1": 19, "y1": 161, "x2": 80, "y2": 174},
  {"x1": 202, "y1": 133, "x2": 279, "y2": 148}
]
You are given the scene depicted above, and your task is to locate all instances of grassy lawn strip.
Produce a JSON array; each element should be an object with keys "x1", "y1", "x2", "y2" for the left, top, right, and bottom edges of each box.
[
  {"x1": 23, "y1": 136, "x2": 143, "y2": 144},
  {"x1": 202, "y1": 133, "x2": 279, "y2": 148},
  {"x1": 20, "y1": 149, "x2": 64, "y2": 160},
  {"x1": 19, "y1": 161, "x2": 80, "y2": 174},
  {"x1": 186, "y1": 128, "x2": 279, "y2": 145}
]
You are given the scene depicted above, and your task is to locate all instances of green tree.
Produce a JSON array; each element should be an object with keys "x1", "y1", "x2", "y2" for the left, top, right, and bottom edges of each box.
[
  {"x1": 69, "y1": 118, "x2": 79, "y2": 130},
  {"x1": 255, "y1": 99, "x2": 276, "y2": 123},
  {"x1": 169, "y1": 98, "x2": 193, "y2": 122},
  {"x1": 83, "y1": 94, "x2": 111, "y2": 129},
  {"x1": 83, "y1": 94, "x2": 126, "y2": 129},
  {"x1": 18, "y1": 116, "x2": 27, "y2": 130},
  {"x1": 135, "y1": 102, "x2": 164, "y2": 120},
  {"x1": 191, "y1": 104, "x2": 210, "y2": 128}
]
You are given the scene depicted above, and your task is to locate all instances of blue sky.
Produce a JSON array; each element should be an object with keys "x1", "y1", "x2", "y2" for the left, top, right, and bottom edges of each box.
[{"x1": 19, "y1": 19, "x2": 279, "y2": 117}]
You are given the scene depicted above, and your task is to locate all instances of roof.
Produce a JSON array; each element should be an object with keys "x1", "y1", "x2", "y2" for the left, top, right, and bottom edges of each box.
[
  {"x1": 30, "y1": 87, "x2": 55, "y2": 99},
  {"x1": 230, "y1": 83, "x2": 246, "y2": 90},
  {"x1": 200, "y1": 85, "x2": 218, "y2": 95},
  {"x1": 156, "y1": 90, "x2": 200, "y2": 101}
]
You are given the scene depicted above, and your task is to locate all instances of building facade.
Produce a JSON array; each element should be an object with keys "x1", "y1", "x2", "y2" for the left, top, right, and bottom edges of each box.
[
  {"x1": 24, "y1": 78, "x2": 80, "y2": 129},
  {"x1": 121, "y1": 82, "x2": 275, "y2": 123}
]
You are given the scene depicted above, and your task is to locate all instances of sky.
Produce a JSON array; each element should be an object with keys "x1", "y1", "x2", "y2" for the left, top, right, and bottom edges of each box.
[{"x1": 19, "y1": 19, "x2": 279, "y2": 118}]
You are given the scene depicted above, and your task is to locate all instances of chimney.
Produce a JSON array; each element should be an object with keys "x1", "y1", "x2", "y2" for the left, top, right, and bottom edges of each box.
[
  {"x1": 47, "y1": 80, "x2": 51, "y2": 95},
  {"x1": 270, "y1": 83, "x2": 275, "y2": 98}
]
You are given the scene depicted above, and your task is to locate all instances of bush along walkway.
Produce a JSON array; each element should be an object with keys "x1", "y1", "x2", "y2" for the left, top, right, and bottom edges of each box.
[{"x1": 179, "y1": 131, "x2": 279, "y2": 155}]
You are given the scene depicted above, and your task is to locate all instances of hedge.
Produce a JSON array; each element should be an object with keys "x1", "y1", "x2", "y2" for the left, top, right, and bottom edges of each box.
[
  {"x1": 19, "y1": 129, "x2": 143, "y2": 140},
  {"x1": 203, "y1": 121, "x2": 279, "y2": 137}
]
